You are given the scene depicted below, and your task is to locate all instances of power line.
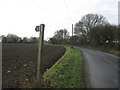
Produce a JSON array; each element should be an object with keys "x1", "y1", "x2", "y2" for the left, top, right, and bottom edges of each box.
[
  {"x1": 64, "y1": 0, "x2": 69, "y2": 12},
  {"x1": 63, "y1": 0, "x2": 73, "y2": 24}
]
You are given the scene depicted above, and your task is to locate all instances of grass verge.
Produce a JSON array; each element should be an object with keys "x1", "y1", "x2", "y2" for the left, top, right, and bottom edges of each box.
[
  {"x1": 81, "y1": 45, "x2": 120, "y2": 56},
  {"x1": 108, "y1": 49, "x2": 120, "y2": 56},
  {"x1": 43, "y1": 46, "x2": 85, "y2": 88}
]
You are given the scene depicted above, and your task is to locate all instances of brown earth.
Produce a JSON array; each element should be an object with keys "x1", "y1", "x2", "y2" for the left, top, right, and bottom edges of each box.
[{"x1": 2, "y1": 43, "x2": 66, "y2": 88}]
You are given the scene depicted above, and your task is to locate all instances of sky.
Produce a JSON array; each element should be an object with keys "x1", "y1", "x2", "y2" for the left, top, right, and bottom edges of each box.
[
  {"x1": 118, "y1": 1, "x2": 120, "y2": 25},
  {"x1": 0, "y1": 0, "x2": 119, "y2": 40}
]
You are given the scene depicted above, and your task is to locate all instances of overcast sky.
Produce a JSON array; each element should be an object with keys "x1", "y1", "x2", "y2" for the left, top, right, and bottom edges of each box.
[
  {"x1": 0, "y1": 0, "x2": 119, "y2": 40},
  {"x1": 118, "y1": 1, "x2": 120, "y2": 25}
]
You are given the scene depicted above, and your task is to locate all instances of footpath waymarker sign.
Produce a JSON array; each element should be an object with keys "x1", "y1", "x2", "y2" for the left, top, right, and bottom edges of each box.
[{"x1": 35, "y1": 24, "x2": 45, "y2": 86}]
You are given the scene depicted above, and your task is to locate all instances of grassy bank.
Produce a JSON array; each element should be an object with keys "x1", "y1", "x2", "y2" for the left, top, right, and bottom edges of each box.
[
  {"x1": 81, "y1": 45, "x2": 120, "y2": 56},
  {"x1": 108, "y1": 49, "x2": 120, "y2": 56},
  {"x1": 43, "y1": 47, "x2": 85, "y2": 88}
]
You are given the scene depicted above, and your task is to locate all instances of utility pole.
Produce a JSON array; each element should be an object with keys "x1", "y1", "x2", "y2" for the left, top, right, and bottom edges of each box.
[
  {"x1": 71, "y1": 24, "x2": 73, "y2": 48},
  {"x1": 35, "y1": 24, "x2": 45, "y2": 86}
]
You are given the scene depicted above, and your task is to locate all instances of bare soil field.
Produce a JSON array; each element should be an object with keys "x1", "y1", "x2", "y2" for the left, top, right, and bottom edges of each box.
[{"x1": 2, "y1": 43, "x2": 66, "y2": 88}]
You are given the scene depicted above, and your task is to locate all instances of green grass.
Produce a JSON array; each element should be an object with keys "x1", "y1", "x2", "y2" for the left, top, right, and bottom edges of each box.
[
  {"x1": 81, "y1": 45, "x2": 120, "y2": 56},
  {"x1": 43, "y1": 46, "x2": 85, "y2": 88},
  {"x1": 108, "y1": 49, "x2": 120, "y2": 56}
]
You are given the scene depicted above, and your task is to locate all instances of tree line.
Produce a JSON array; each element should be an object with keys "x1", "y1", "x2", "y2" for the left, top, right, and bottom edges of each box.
[
  {"x1": 1, "y1": 13, "x2": 119, "y2": 50},
  {"x1": 50, "y1": 13, "x2": 119, "y2": 50},
  {"x1": 0, "y1": 34, "x2": 38, "y2": 43},
  {"x1": 50, "y1": 29, "x2": 70, "y2": 44}
]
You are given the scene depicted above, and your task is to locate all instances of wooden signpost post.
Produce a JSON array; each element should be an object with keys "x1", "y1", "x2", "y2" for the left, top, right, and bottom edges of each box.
[{"x1": 35, "y1": 24, "x2": 45, "y2": 86}]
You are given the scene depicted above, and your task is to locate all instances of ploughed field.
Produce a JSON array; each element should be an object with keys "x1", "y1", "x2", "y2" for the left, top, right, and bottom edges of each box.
[{"x1": 2, "y1": 43, "x2": 66, "y2": 88}]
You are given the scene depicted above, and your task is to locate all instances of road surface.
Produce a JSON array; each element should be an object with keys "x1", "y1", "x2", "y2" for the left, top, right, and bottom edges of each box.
[
  {"x1": 0, "y1": 43, "x2": 2, "y2": 89},
  {"x1": 75, "y1": 47, "x2": 119, "y2": 88}
]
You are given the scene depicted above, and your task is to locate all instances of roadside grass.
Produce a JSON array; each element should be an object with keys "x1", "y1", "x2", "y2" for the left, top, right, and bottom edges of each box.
[
  {"x1": 43, "y1": 46, "x2": 85, "y2": 88},
  {"x1": 81, "y1": 45, "x2": 120, "y2": 56},
  {"x1": 108, "y1": 49, "x2": 120, "y2": 56}
]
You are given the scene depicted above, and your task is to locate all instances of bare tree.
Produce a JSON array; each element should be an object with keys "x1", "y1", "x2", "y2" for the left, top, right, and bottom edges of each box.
[
  {"x1": 74, "y1": 21, "x2": 86, "y2": 36},
  {"x1": 0, "y1": 35, "x2": 7, "y2": 43},
  {"x1": 7, "y1": 34, "x2": 20, "y2": 43},
  {"x1": 53, "y1": 29, "x2": 69, "y2": 40},
  {"x1": 81, "y1": 14, "x2": 108, "y2": 30},
  {"x1": 29, "y1": 37, "x2": 38, "y2": 43},
  {"x1": 22, "y1": 37, "x2": 29, "y2": 43},
  {"x1": 74, "y1": 13, "x2": 109, "y2": 44},
  {"x1": 51, "y1": 29, "x2": 70, "y2": 44}
]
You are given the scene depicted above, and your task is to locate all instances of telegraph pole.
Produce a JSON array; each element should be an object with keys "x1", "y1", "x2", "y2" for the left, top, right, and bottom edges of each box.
[
  {"x1": 35, "y1": 24, "x2": 45, "y2": 86},
  {"x1": 72, "y1": 24, "x2": 73, "y2": 37},
  {"x1": 71, "y1": 24, "x2": 73, "y2": 48}
]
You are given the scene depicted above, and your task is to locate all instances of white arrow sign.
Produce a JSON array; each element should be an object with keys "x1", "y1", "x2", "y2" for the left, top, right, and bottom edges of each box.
[{"x1": 35, "y1": 26, "x2": 40, "y2": 32}]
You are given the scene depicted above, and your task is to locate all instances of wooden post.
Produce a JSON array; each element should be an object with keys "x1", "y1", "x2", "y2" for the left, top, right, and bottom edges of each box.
[
  {"x1": 72, "y1": 24, "x2": 73, "y2": 37},
  {"x1": 37, "y1": 24, "x2": 45, "y2": 86},
  {"x1": 71, "y1": 24, "x2": 73, "y2": 48}
]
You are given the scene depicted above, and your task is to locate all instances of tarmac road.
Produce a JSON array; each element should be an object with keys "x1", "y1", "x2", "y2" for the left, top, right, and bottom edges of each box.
[
  {"x1": 75, "y1": 46, "x2": 119, "y2": 88},
  {"x1": 0, "y1": 43, "x2": 2, "y2": 89}
]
